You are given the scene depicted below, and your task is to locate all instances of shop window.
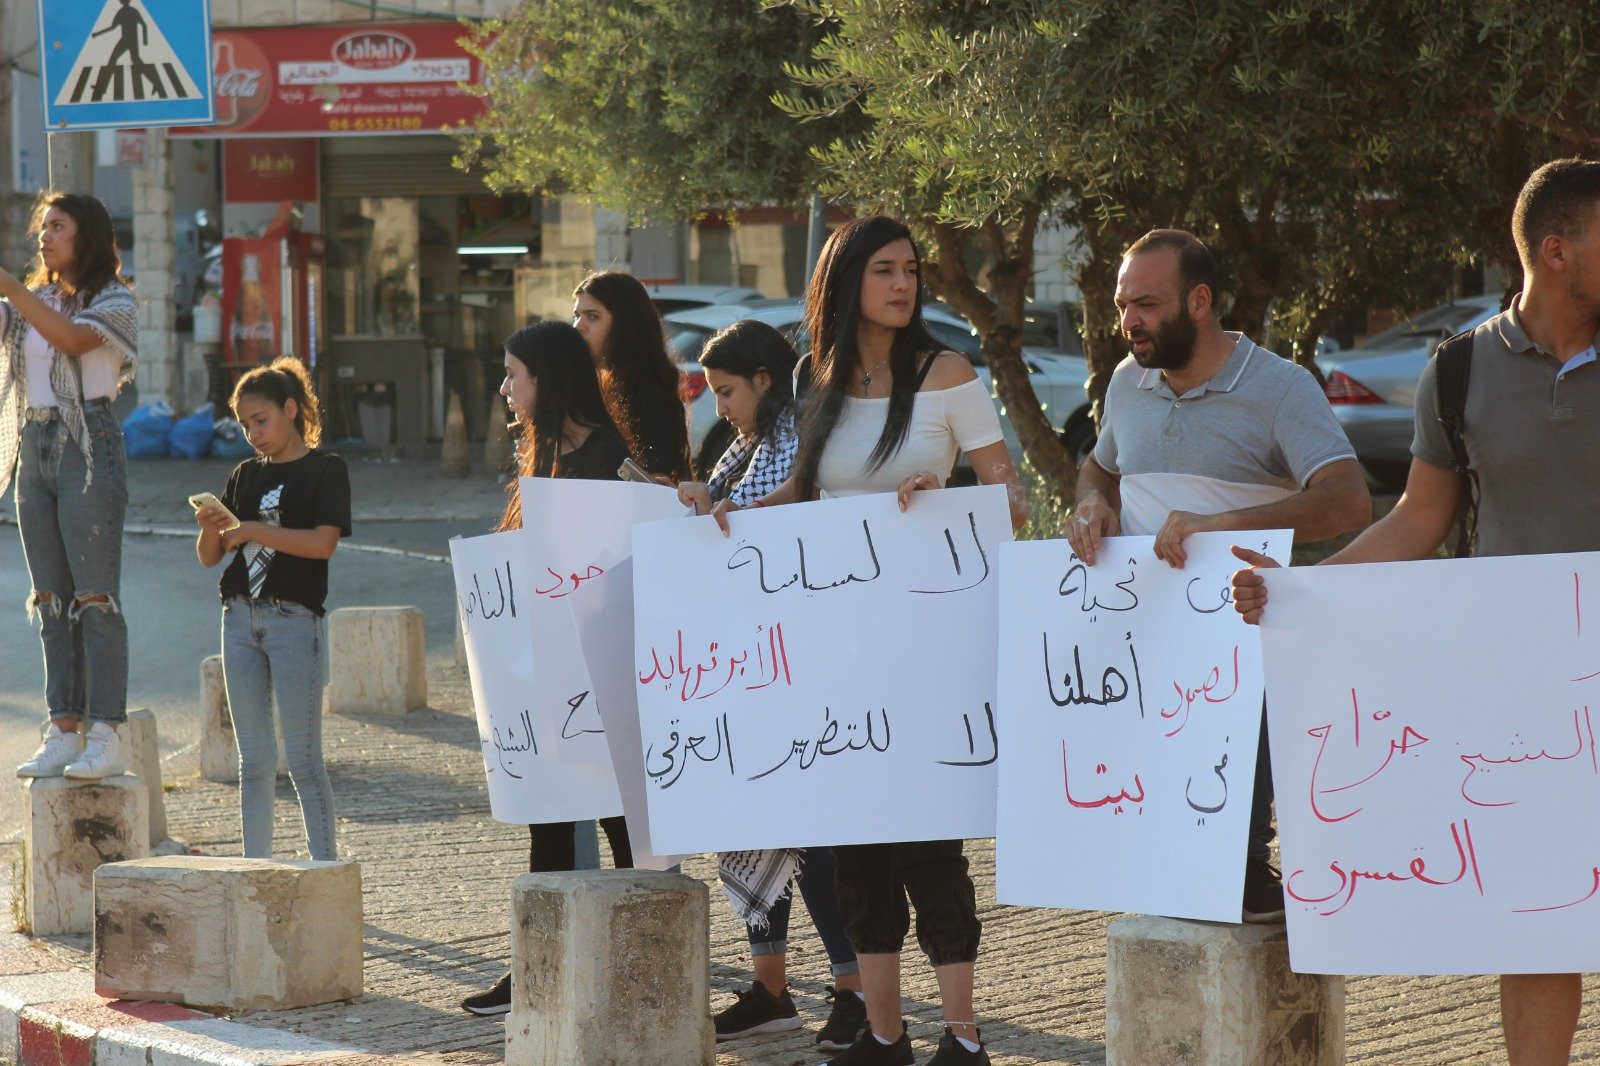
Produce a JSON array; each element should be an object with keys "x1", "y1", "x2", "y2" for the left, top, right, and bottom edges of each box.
[{"x1": 326, "y1": 197, "x2": 420, "y2": 337}]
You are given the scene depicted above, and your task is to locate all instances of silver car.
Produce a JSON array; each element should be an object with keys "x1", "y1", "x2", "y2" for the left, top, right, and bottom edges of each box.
[
  {"x1": 1316, "y1": 293, "x2": 1503, "y2": 488},
  {"x1": 663, "y1": 299, "x2": 1094, "y2": 477}
]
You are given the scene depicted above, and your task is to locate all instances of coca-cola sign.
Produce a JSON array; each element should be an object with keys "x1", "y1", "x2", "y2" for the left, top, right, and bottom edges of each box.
[
  {"x1": 169, "y1": 23, "x2": 485, "y2": 139},
  {"x1": 333, "y1": 32, "x2": 415, "y2": 71}
]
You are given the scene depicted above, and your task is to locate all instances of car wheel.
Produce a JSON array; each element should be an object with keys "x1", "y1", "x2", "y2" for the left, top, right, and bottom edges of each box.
[{"x1": 1061, "y1": 415, "x2": 1097, "y2": 468}]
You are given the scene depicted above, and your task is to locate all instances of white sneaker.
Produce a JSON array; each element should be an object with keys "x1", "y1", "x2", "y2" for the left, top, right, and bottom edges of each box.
[
  {"x1": 63, "y1": 722, "x2": 125, "y2": 780},
  {"x1": 16, "y1": 723, "x2": 84, "y2": 778}
]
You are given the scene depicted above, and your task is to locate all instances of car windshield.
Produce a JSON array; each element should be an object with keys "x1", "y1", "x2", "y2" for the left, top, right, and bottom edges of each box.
[
  {"x1": 1353, "y1": 301, "x2": 1495, "y2": 352},
  {"x1": 666, "y1": 325, "x2": 715, "y2": 363}
]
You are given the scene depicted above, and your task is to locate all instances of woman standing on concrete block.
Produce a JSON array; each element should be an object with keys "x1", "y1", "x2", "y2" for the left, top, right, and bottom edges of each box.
[
  {"x1": 460, "y1": 320, "x2": 638, "y2": 1017},
  {"x1": 194, "y1": 358, "x2": 349, "y2": 862},
  {"x1": 3, "y1": 191, "x2": 138, "y2": 782},
  {"x1": 572, "y1": 270, "x2": 692, "y2": 482},
  {"x1": 708, "y1": 217, "x2": 1028, "y2": 1066},
  {"x1": 677, "y1": 320, "x2": 869, "y2": 1051}
]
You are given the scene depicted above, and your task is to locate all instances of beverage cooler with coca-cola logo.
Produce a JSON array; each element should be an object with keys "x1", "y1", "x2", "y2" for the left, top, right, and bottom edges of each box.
[{"x1": 220, "y1": 234, "x2": 324, "y2": 378}]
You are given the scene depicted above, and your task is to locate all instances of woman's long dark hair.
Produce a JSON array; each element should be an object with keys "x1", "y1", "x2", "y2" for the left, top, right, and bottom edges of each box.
[
  {"x1": 698, "y1": 319, "x2": 797, "y2": 446},
  {"x1": 497, "y1": 320, "x2": 622, "y2": 531},
  {"x1": 573, "y1": 270, "x2": 690, "y2": 480},
  {"x1": 25, "y1": 192, "x2": 128, "y2": 305},
  {"x1": 792, "y1": 216, "x2": 941, "y2": 500}
]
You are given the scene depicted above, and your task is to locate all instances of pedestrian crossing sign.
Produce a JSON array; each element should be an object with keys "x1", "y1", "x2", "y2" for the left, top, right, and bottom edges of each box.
[{"x1": 38, "y1": 0, "x2": 214, "y2": 132}]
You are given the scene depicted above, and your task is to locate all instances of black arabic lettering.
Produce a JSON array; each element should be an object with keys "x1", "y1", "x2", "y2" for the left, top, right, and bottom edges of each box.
[
  {"x1": 1058, "y1": 556, "x2": 1140, "y2": 614},
  {"x1": 1185, "y1": 743, "x2": 1229, "y2": 816},
  {"x1": 489, "y1": 708, "x2": 537, "y2": 779},
  {"x1": 911, "y1": 512, "x2": 992, "y2": 594},
  {"x1": 937, "y1": 702, "x2": 999, "y2": 767}
]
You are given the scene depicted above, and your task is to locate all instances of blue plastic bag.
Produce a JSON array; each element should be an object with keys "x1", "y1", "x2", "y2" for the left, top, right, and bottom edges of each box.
[
  {"x1": 168, "y1": 403, "x2": 216, "y2": 460},
  {"x1": 121, "y1": 401, "x2": 174, "y2": 459},
  {"x1": 209, "y1": 418, "x2": 256, "y2": 460}
]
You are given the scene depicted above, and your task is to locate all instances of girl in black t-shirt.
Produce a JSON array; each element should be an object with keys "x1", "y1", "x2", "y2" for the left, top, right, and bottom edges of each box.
[
  {"x1": 572, "y1": 270, "x2": 691, "y2": 482},
  {"x1": 460, "y1": 321, "x2": 635, "y2": 1016},
  {"x1": 194, "y1": 357, "x2": 349, "y2": 862}
]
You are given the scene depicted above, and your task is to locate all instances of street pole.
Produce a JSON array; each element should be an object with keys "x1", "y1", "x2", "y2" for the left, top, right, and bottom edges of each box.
[
  {"x1": 46, "y1": 131, "x2": 94, "y2": 193},
  {"x1": 804, "y1": 191, "x2": 826, "y2": 287}
]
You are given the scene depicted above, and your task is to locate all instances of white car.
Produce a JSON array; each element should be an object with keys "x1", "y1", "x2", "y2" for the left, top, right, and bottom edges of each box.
[
  {"x1": 1317, "y1": 293, "x2": 1504, "y2": 488},
  {"x1": 645, "y1": 284, "x2": 766, "y2": 316},
  {"x1": 663, "y1": 300, "x2": 1094, "y2": 478}
]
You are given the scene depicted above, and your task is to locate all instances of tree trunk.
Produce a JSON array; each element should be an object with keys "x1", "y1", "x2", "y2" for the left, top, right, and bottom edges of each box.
[{"x1": 925, "y1": 219, "x2": 1077, "y2": 506}]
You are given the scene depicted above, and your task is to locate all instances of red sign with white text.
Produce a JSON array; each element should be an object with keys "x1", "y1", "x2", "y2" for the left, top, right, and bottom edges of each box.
[
  {"x1": 224, "y1": 139, "x2": 320, "y2": 202},
  {"x1": 169, "y1": 23, "x2": 484, "y2": 138}
]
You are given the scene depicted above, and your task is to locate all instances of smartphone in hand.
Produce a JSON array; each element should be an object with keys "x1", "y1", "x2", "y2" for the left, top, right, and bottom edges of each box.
[
  {"x1": 188, "y1": 492, "x2": 241, "y2": 531},
  {"x1": 617, "y1": 457, "x2": 655, "y2": 484}
]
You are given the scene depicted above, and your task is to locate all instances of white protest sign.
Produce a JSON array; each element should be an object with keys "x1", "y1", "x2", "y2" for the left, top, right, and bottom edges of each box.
[
  {"x1": 632, "y1": 485, "x2": 1013, "y2": 853},
  {"x1": 516, "y1": 477, "x2": 685, "y2": 767},
  {"x1": 995, "y1": 531, "x2": 1290, "y2": 921},
  {"x1": 449, "y1": 529, "x2": 621, "y2": 824},
  {"x1": 567, "y1": 559, "x2": 689, "y2": 871},
  {"x1": 1260, "y1": 551, "x2": 1600, "y2": 974}
]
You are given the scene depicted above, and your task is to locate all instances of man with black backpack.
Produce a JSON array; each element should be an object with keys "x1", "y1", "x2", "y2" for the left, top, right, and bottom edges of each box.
[{"x1": 1233, "y1": 158, "x2": 1600, "y2": 1065}]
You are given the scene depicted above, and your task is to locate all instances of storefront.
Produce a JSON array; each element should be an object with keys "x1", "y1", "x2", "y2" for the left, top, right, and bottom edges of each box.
[{"x1": 169, "y1": 20, "x2": 614, "y2": 445}]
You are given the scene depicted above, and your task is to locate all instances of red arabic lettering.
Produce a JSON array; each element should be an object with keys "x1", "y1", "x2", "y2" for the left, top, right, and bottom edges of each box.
[
  {"x1": 1306, "y1": 689, "x2": 1428, "y2": 823},
  {"x1": 1158, "y1": 644, "x2": 1241, "y2": 739},
  {"x1": 534, "y1": 563, "x2": 605, "y2": 599},
  {"x1": 637, "y1": 623, "x2": 792, "y2": 703},
  {"x1": 1457, "y1": 706, "x2": 1594, "y2": 807},
  {"x1": 1286, "y1": 819, "x2": 1484, "y2": 916},
  {"x1": 1061, "y1": 739, "x2": 1145, "y2": 814},
  {"x1": 1513, "y1": 866, "x2": 1600, "y2": 913}
]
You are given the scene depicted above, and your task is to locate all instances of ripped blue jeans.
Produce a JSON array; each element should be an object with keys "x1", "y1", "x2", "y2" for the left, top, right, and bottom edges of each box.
[{"x1": 13, "y1": 405, "x2": 129, "y2": 726}]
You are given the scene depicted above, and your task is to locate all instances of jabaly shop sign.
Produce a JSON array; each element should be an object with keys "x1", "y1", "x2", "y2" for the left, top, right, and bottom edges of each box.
[{"x1": 169, "y1": 23, "x2": 483, "y2": 138}]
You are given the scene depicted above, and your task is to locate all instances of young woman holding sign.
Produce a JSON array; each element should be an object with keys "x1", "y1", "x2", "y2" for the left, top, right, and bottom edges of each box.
[
  {"x1": 460, "y1": 320, "x2": 636, "y2": 1017},
  {"x1": 572, "y1": 270, "x2": 692, "y2": 482},
  {"x1": 711, "y1": 217, "x2": 1026, "y2": 1066},
  {"x1": 677, "y1": 320, "x2": 868, "y2": 1050}
]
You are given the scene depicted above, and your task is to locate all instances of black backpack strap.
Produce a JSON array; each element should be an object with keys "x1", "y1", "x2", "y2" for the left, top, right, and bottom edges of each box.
[
  {"x1": 912, "y1": 350, "x2": 941, "y2": 390},
  {"x1": 1433, "y1": 329, "x2": 1477, "y2": 557}
]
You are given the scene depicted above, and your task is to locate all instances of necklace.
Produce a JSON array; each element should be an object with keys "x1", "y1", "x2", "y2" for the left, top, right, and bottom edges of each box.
[{"x1": 861, "y1": 356, "x2": 891, "y2": 393}]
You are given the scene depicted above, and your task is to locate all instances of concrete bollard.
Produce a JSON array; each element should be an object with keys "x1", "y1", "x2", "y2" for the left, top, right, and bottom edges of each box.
[
  {"x1": 200, "y1": 655, "x2": 287, "y2": 783},
  {"x1": 508, "y1": 870, "x2": 713, "y2": 1066},
  {"x1": 324, "y1": 606, "x2": 427, "y2": 715},
  {"x1": 123, "y1": 709, "x2": 167, "y2": 846},
  {"x1": 94, "y1": 856, "x2": 363, "y2": 1010},
  {"x1": 22, "y1": 775, "x2": 149, "y2": 936},
  {"x1": 1105, "y1": 915, "x2": 1344, "y2": 1065}
]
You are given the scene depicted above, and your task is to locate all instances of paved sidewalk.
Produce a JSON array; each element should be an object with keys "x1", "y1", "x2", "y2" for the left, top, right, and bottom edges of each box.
[{"x1": 4, "y1": 647, "x2": 1598, "y2": 1063}]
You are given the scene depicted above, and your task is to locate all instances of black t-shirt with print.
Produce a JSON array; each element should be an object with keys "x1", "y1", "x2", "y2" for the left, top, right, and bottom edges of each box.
[{"x1": 219, "y1": 450, "x2": 352, "y2": 614}]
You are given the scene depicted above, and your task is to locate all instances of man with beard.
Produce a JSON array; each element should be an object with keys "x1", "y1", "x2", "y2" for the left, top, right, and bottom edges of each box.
[
  {"x1": 1233, "y1": 161, "x2": 1600, "y2": 1064},
  {"x1": 1064, "y1": 228, "x2": 1369, "y2": 920}
]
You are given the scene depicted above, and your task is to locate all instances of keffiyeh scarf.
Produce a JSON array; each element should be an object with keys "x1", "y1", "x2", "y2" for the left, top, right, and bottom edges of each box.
[
  {"x1": 717, "y1": 848, "x2": 800, "y2": 931},
  {"x1": 706, "y1": 410, "x2": 798, "y2": 506},
  {"x1": 0, "y1": 282, "x2": 137, "y2": 495}
]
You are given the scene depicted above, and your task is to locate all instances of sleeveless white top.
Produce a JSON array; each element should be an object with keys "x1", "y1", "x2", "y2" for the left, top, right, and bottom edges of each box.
[{"x1": 816, "y1": 377, "x2": 1003, "y2": 497}]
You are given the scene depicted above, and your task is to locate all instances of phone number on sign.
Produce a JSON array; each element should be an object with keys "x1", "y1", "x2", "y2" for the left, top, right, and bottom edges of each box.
[{"x1": 324, "y1": 116, "x2": 426, "y2": 132}]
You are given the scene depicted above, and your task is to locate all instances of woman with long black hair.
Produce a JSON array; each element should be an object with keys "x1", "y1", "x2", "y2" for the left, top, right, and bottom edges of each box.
[
  {"x1": 2, "y1": 191, "x2": 138, "y2": 782},
  {"x1": 712, "y1": 216, "x2": 1027, "y2": 1066},
  {"x1": 572, "y1": 270, "x2": 692, "y2": 481},
  {"x1": 459, "y1": 320, "x2": 635, "y2": 1017}
]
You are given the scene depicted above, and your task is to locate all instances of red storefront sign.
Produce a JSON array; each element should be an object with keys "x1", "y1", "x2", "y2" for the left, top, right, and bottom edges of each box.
[
  {"x1": 224, "y1": 139, "x2": 320, "y2": 202},
  {"x1": 169, "y1": 23, "x2": 485, "y2": 138}
]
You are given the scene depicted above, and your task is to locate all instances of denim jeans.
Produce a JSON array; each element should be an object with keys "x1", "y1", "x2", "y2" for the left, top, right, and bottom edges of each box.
[
  {"x1": 222, "y1": 596, "x2": 337, "y2": 860},
  {"x1": 832, "y1": 839, "x2": 980, "y2": 966},
  {"x1": 14, "y1": 405, "x2": 128, "y2": 726},
  {"x1": 747, "y1": 846, "x2": 860, "y2": 977}
]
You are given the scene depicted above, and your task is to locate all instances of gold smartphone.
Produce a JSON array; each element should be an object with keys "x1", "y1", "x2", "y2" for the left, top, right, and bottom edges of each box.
[{"x1": 188, "y1": 492, "x2": 241, "y2": 531}]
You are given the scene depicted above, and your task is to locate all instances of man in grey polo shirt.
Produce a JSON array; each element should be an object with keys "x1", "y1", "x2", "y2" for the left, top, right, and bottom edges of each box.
[
  {"x1": 1234, "y1": 158, "x2": 1600, "y2": 1063},
  {"x1": 1066, "y1": 228, "x2": 1370, "y2": 921}
]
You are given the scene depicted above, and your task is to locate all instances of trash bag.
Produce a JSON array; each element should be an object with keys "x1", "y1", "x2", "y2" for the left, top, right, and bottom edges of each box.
[
  {"x1": 168, "y1": 403, "x2": 216, "y2": 460},
  {"x1": 121, "y1": 401, "x2": 174, "y2": 459},
  {"x1": 209, "y1": 418, "x2": 256, "y2": 460}
]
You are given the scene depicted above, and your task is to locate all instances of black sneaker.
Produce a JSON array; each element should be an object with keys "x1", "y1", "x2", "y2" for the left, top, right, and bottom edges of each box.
[
  {"x1": 714, "y1": 980, "x2": 803, "y2": 1040},
  {"x1": 1243, "y1": 857, "x2": 1286, "y2": 923},
  {"x1": 926, "y1": 1026, "x2": 988, "y2": 1065},
  {"x1": 816, "y1": 984, "x2": 869, "y2": 1050},
  {"x1": 460, "y1": 971, "x2": 511, "y2": 1016},
  {"x1": 822, "y1": 1021, "x2": 914, "y2": 1065}
]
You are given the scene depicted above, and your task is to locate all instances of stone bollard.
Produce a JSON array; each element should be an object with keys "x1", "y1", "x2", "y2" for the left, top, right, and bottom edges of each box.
[
  {"x1": 22, "y1": 775, "x2": 149, "y2": 936},
  {"x1": 123, "y1": 709, "x2": 167, "y2": 846},
  {"x1": 324, "y1": 606, "x2": 427, "y2": 715},
  {"x1": 1105, "y1": 915, "x2": 1344, "y2": 1065},
  {"x1": 94, "y1": 856, "x2": 363, "y2": 1010},
  {"x1": 508, "y1": 870, "x2": 712, "y2": 1066},
  {"x1": 200, "y1": 655, "x2": 287, "y2": 783}
]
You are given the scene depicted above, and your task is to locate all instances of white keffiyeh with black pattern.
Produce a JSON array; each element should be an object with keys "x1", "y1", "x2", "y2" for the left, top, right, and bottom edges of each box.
[{"x1": 705, "y1": 409, "x2": 797, "y2": 506}]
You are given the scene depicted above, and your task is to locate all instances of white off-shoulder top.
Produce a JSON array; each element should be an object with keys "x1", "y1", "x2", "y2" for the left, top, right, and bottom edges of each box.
[{"x1": 815, "y1": 376, "x2": 1003, "y2": 497}]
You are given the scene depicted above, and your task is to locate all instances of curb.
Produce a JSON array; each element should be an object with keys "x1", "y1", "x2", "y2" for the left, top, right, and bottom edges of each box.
[{"x1": 0, "y1": 934, "x2": 387, "y2": 1065}]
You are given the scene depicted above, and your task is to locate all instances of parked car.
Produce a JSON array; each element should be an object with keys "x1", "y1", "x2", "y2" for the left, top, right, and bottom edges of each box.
[
  {"x1": 662, "y1": 300, "x2": 1095, "y2": 478},
  {"x1": 644, "y1": 284, "x2": 766, "y2": 316},
  {"x1": 1316, "y1": 293, "x2": 1504, "y2": 488}
]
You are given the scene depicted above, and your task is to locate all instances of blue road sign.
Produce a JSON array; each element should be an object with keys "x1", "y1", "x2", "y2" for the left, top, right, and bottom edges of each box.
[{"x1": 38, "y1": 0, "x2": 214, "y2": 131}]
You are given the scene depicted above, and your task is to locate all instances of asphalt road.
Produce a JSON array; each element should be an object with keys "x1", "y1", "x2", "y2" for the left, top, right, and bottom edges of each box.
[{"x1": 0, "y1": 519, "x2": 462, "y2": 842}]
